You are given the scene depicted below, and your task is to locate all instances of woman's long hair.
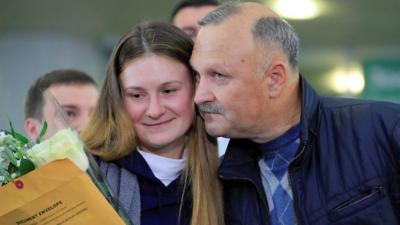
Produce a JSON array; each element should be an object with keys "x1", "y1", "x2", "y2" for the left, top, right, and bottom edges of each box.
[{"x1": 81, "y1": 22, "x2": 224, "y2": 225}]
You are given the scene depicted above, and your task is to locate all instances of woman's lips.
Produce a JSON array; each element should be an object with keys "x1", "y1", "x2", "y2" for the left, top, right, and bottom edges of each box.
[{"x1": 144, "y1": 118, "x2": 174, "y2": 126}]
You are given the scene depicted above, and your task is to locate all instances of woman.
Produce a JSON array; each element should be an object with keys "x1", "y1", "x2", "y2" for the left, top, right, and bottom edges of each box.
[{"x1": 81, "y1": 22, "x2": 224, "y2": 225}]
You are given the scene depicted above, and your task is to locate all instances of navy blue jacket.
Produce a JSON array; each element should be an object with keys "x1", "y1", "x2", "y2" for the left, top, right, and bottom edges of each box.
[
  {"x1": 219, "y1": 77, "x2": 400, "y2": 225},
  {"x1": 97, "y1": 151, "x2": 191, "y2": 225}
]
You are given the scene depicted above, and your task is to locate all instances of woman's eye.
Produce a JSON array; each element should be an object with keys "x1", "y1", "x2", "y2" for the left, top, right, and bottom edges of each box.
[
  {"x1": 127, "y1": 93, "x2": 142, "y2": 99},
  {"x1": 163, "y1": 89, "x2": 177, "y2": 94}
]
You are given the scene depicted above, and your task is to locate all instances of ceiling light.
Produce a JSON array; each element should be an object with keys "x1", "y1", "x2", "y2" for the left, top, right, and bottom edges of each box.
[
  {"x1": 273, "y1": 0, "x2": 320, "y2": 20},
  {"x1": 328, "y1": 65, "x2": 365, "y2": 95}
]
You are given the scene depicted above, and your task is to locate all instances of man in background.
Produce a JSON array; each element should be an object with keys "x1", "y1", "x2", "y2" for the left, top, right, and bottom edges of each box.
[
  {"x1": 24, "y1": 69, "x2": 99, "y2": 140},
  {"x1": 172, "y1": 0, "x2": 218, "y2": 40}
]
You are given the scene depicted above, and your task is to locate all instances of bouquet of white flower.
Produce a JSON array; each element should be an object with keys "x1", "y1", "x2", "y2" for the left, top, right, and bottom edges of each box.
[
  {"x1": 0, "y1": 121, "x2": 133, "y2": 225},
  {"x1": 0, "y1": 122, "x2": 36, "y2": 186},
  {"x1": 0, "y1": 121, "x2": 89, "y2": 185}
]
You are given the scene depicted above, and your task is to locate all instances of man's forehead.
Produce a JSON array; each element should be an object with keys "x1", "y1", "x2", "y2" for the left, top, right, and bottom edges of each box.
[
  {"x1": 191, "y1": 32, "x2": 225, "y2": 68},
  {"x1": 193, "y1": 37, "x2": 224, "y2": 56},
  {"x1": 193, "y1": 22, "x2": 254, "y2": 60},
  {"x1": 195, "y1": 25, "x2": 236, "y2": 51},
  {"x1": 47, "y1": 83, "x2": 97, "y2": 93},
  {"x1": 45, "y1": 84, "x2": 98, "y2": 104}
]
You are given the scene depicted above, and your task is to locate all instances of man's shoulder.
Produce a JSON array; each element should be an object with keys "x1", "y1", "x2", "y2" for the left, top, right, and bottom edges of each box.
[
  {"x1": 315, "y1": 97, "x2": 400, "y2": 134},
  {"x1": 319, "y1": 96, "x2": 400, "y2": 115}
]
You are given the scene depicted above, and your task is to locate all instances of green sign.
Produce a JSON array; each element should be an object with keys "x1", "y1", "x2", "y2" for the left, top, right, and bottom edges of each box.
[{"x1": 363, "y1": 60, "x2": 400, "y2": 103}]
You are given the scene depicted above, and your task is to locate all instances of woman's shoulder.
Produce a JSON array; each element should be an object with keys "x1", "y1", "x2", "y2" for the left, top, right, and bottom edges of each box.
[{"x1": 94, "y1": 156, "x2": 141, "y2": 225}]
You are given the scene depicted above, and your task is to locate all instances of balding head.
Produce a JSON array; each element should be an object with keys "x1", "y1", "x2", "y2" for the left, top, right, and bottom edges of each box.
[
  {"x1": 198, "y1": 2, "x2": 299, "y2": 70},
  {"x1": 199, "y1": 2, "x2": 277, "y2": 26}
]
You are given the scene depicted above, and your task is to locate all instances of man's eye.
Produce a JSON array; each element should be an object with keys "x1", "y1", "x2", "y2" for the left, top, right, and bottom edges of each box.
[
  {"x1": 212, "y1": 72, "x2": 225, "y2": 80},
  {"x1": 64, "y1": 111, "x2": 76, "y2": 118},
  {"x1": 194, "y1": 73, "x2": 200, "y2": 84}
]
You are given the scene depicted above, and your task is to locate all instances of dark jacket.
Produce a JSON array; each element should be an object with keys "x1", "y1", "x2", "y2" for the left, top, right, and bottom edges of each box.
[
  {"x1": 220, "y1": 77, "x2": 400, "y2": 225},
  {"x1": 97, "y1": 150, "x2": 191, "y2": 225}
]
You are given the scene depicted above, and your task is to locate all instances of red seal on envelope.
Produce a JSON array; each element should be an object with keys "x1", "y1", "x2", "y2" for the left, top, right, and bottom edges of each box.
[{"x1": 12, "y1": 180, "x2": 24, "y2": 189}]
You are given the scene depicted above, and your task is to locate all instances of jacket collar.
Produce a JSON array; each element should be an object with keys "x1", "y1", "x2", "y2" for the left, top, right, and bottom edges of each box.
[
  {"x1": 219, "y1": 75, "x2": 320, "y2": 179},
  {"x1": 299, "y1": 75, "x2": 320, "y2": 143},
  {"x1": 219, "y1": 139, "x2": 263, "y2": 183}
]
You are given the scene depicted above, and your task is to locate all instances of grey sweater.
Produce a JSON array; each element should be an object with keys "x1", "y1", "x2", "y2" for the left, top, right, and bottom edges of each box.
[{"x1": 98, "y1": 160, "x2": 141, "y2": 225}]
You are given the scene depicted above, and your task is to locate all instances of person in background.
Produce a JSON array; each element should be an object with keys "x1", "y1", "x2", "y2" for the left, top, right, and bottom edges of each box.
[
  {"x1": 81, "y1": 22, "x2": 224, "y2": 225},
  {"x1": 172, "y1": 0, "x2": 218, "y2": 40},
  {"x1": 191, "y1": 2, "x2": 400, "y2": 225},
  {"x1": 24, "y1": 69, "x2": 98, "y2": 140}
]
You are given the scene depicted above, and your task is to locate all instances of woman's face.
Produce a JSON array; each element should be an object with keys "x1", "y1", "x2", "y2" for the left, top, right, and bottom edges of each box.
[{"x1": 120, "y1": 54, "x2": 194, "y2": 156}]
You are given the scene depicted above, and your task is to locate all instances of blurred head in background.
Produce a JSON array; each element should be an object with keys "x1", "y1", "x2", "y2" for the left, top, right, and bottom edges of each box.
[
  {"x1": 172, "y1": 0, "x2": 218, "y2": 40},
  {"x1": 24, "y1": 69, "x2": 98, "y2": 140}
]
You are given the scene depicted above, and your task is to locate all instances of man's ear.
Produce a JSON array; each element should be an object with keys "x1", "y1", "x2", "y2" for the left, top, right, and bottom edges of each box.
[
  {"x1": 24, "y1": 118, "x2": 41, "y2": 140},
  {"x1": 264, "y1": 61, "x2": 287, "y2": 98}
]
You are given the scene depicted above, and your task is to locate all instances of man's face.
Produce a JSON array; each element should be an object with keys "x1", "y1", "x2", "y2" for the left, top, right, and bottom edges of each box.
[
  {"x1": 40, "y1": 83, "x2": 99, "y2": 138},
  {"x1": 173, "y1": 5, "x2": 216, "y2": 40},
  {"x1": 191, "y1": 20, "x2": 270, "y2": 139}
]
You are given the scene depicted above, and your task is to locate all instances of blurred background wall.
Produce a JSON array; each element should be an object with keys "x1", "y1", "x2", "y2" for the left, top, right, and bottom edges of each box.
[{"x1": 1, "y1": 0, "x2": 400, "y2": 132}]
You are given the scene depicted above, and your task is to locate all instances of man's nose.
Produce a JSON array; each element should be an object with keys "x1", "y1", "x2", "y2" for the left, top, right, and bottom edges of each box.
[{"x1": 194, "y1": 76, "x2": 214, "y2": 105}]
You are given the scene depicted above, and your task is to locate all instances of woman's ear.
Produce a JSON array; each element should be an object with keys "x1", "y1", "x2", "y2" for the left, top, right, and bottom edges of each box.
[
  {"x1": 265, "y1": 61, "x2": 287, "y2": 98},
  {"x1": 24, "y1": 118, "x2": 41, "y2": 140}
]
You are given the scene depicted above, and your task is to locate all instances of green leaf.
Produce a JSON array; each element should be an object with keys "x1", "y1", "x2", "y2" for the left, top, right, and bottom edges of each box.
[
  {"x1": 8, "y1": 119, "x2": 15, "y2": 136},
  {"x1": 8, "y1": 120, "x2": 29, "y2": 144},
  {"x1": 17, "y1": 159, "x2": 35, "y2": 176},
  {"x1": 13, "y1": 131, "x2": 29, "y2": 145},
  {"x1": 36, "y1": 121, "x2": 48, "y2": 144}
]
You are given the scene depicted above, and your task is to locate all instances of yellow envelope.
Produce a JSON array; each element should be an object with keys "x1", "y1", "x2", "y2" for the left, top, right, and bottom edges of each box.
[{"x1": 0, "y1": 159, "x2": 125, "y2": 225}]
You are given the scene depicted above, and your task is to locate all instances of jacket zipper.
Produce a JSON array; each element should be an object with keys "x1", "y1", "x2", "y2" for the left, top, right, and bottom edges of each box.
[
  {"x1": 219, "y1": 175, "x2": 271, "y2": 225},
  {"x1": 333, "y1": 186, "x2": 385, "y2": 212},
  {"x1": 288, "y1": 143, "x2": 307, "y2": 225}
]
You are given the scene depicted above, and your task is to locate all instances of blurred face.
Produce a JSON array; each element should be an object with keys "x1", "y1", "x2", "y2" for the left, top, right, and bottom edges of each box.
[
  {"x1": 191, "y1": 21, "x2": 270, "y2": 139},
  {"x1": 120, "y1": 54, "x2": 194, "y2": 156},
  {"x1": 42, "y1": 84, "x2": 99, "y2": 138},
  {"x1": 173, "y1": 5, "x2": 216, "y2": 40}
]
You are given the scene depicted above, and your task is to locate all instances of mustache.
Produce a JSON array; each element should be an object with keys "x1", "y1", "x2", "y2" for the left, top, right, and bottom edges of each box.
[{"x1": 197, "y1": 104, "x2": 224, "y2": 114}]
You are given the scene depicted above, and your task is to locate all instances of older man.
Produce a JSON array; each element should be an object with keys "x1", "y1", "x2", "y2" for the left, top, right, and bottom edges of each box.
[{"x1": 191, "y1": 2, "x2": 400, "y2": 225}]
